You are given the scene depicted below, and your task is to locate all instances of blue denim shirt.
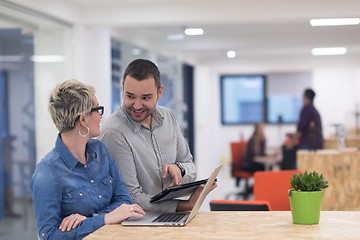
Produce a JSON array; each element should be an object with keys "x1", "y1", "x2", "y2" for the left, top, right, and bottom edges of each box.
[{"x1": 31, "y1": 135, "x2": 133, "y2": 240}]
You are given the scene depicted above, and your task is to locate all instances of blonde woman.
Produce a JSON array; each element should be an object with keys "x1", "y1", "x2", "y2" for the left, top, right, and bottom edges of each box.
[
  {"x1": 31, "y1": 80, "x2": 144, "y2": 240},
  {"x1": 242, "y1": 123, "x2": 266, "y2": 173}
]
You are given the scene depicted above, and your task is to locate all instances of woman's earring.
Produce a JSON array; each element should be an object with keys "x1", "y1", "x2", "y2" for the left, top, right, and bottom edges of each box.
[{"x1": 78, "y1": 125, "x2": 90, "y2": 137}]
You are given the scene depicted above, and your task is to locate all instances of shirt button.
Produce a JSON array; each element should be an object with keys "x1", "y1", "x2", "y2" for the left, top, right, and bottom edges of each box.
[
  {"x1": 99, "y1": 195, "x2": 102, "y2": 198},
  {"x1": 90, "y1": 180, "x2": 94, "y2": 183},
  {"x1": 79, "y1": 193, "x2": 83, "y2": 197},
  {"x1": 42, "y1": 233, "x2": 45, "y2": 237},
  {"x1": 109, "y1": 180, "x2": 112, "y2": 183},
  {"x1": 84, "y1": 165, "x2": 87, "y2": 168}
]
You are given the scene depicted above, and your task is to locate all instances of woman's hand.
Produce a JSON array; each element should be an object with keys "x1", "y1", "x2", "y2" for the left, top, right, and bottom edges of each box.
[
  {"x1": 104, "y1": 204, "x2": 145, "y2": 225},
  {"x1": 59, "y1": 213, "x2": 87, "y2": 232}
]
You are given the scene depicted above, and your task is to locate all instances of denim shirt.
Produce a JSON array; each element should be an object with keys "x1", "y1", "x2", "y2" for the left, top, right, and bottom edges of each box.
[{"x1": 31, "y1": 135, "x2": 133, "y2": 240}]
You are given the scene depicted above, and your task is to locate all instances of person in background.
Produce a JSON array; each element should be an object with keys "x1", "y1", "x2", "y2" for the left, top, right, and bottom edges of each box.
[
  {"x1": 99, "y1": 59, "x2": 215, "y2": 213},
  {"x1": 281, "y1": 133, "x2": 298, "y2": 170},
  {"x1": 31, "y1": 79, "x2": 145, "y2": 240},
  {"x1": 296, "y1": 88, "x2": 323, "y2": 150},
  {"x1": 242, "y1": 123, "x2": 266, "y2": 173}
]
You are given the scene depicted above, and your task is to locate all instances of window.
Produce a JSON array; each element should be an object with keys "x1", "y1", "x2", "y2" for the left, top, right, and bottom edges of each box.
[
  {"x1": 220, "y1": 72, "x2": 311, "y2": 125},
  {"x1": 221, "y1": 75, "x2": 266, "y2": 124},
  {"x1": 266, "y1": 72, "x2": 311, "y2": 123},
  {"x1": 267, "y1": 95, "x2": 302, "y2": 123}
]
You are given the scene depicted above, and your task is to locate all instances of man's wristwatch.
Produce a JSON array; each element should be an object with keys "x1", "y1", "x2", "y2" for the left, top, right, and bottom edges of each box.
[{"x1": 175, "y1": 162, "x2": 186, "y2": 177}]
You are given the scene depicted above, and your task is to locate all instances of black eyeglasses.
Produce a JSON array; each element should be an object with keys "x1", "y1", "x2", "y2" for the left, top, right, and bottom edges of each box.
[{"x1": 90, "y1": 106, "x2": 104, "y2": 116}]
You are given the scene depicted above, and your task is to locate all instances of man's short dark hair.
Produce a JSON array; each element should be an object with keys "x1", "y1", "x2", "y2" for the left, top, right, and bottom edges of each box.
[
  {"x1": 123, "y1": 59, "x2": 161, "y2": 90},
  {"x1": 304, "y1": 88, "x2": 316, "y2": 102}
]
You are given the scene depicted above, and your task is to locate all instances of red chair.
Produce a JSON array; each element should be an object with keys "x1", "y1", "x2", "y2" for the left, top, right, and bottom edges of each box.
[
  {"x1": 253, "y1": 170, "x2": 302, "y2": 211},
  {"x1": 210, "y1": 199, "x2": 272, "y2": 211},
  {"x1": 227, "y1": 141, "x2": 253, "y2": 200}
]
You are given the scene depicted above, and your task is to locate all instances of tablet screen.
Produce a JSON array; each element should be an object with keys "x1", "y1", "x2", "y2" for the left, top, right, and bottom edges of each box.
[{"x1": 150, "y1": 178, "x2": 215, "y2": 203}]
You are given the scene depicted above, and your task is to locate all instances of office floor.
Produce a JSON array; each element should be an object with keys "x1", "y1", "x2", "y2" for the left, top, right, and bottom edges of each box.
[{"x1": 0, "y1": 163, "x2": 249, "y2": 239}]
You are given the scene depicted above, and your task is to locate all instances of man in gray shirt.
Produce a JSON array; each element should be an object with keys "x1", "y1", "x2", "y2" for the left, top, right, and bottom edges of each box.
[{"x1": 99, "y1": 59, "x2": 199, "y2": 213}]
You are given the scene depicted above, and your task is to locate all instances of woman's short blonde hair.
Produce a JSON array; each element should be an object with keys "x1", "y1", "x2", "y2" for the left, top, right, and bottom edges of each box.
[{"x1": 48, "y1": 79, "x2": 95, "y2": 133}]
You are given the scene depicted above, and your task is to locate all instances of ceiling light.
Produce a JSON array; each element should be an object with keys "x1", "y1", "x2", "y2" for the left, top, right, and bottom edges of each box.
[
  {"x1": 310, "y1": 18, "x2": 360, "y2": 26},
  {"x1": 227, "y1": 50, "x2": 236, "y2": 58},
  {"x1": 311, "y1": 47, "x2": 347, "y2": 56},
  {"x1": 132, "y1": 48, "x2": 142, "y2": 55},
  {"x1": 184, "y1": 28, "x2": 204, "y2": 36},
  {"x1": 167, "y1": 34, "x2": 185, "y2": 41},
  {"x1": 31, "y1": 55, "x2": 65, "y2": 62}
]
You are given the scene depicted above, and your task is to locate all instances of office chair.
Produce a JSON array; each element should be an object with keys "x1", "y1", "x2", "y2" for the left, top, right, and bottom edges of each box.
[
  {"x1": 210, "y1": 199, "x2": 272, "y2": 211},
  {"x1": 253, "y1": 170, "x2": 302, "y2": 211},
  {"x1": 226, "y1": 141, "x2": 253, "y2": 200}
]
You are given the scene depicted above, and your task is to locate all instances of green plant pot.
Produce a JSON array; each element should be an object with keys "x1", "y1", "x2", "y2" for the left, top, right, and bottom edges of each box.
[{"x1": 288, "y1": 190, "x2": 323, "y2": 224}]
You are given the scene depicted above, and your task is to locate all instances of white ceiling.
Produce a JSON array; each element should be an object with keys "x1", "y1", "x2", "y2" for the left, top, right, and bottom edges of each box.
[{"x1": 8, "y1": 0, "x2": 360, "y2": 65}]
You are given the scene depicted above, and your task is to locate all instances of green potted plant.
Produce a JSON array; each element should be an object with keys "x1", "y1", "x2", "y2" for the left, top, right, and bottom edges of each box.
[{"x1": 289, "y1": 171, "x2": 329, "y2": 224}]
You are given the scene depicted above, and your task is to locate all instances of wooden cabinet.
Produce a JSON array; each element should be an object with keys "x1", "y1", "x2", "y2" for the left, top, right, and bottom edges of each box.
[{"x1": 297, "y1": 149, "x2": 360, "y2": 210}]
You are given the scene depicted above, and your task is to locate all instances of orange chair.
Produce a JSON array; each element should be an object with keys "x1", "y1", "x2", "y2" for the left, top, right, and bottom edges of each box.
[
  {"x1": 210, "y1": 199, "x2": 272, "y2": 211},
  {"x1": 227, "y1": 141, "x2": 253, "y2": 200},
  {"x1": 253, "y1": 170, "x2": 302, "y2": 211}
]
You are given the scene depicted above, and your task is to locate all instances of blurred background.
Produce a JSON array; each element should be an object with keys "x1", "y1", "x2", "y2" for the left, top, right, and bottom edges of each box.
[{"x1": 0, "y1": 0, "x2": 360, "y2": 239}]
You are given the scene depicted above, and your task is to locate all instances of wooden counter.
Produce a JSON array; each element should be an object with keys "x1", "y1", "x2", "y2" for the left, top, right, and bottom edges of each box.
[
  {"x1": 324, "y1": 136, "x2": 360, "y2": 149},
  {"x1": 297, "y1": 149, "x2": 360, "y2": 211},
  {"x1": 85, "y1": 211, "x2": 360, "y2": 240}
]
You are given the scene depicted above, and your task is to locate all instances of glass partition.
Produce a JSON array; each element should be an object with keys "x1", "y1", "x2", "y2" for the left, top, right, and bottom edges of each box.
[
  {"x1": 111, "y1": 38, "x2": 148, "y2": 112},
  {"x1": 0, "y1": 2, "x2": 73, "y2": 238}
]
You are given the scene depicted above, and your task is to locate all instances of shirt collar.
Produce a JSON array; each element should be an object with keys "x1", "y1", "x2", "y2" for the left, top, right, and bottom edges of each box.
[
  {"x1": 151, "y1": 108, "x2": 164, "y2": 128},
  {"x1": 86, "y1": 142, "x2": 99, "y2": 163},
  {"x1": 55, "y1": 134, "x2": 99, "y2": 170},
  {"x1": 120, "y1": 106, "x2": 164, "y2": 132}
]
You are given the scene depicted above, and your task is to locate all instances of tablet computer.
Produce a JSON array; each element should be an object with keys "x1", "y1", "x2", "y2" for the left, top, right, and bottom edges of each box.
[{"x1": 150, "y1": 178, "x2": 215, "y2": 203}]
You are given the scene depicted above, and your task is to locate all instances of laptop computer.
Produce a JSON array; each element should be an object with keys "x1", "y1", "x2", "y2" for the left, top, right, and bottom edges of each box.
[{"x1": 121, "y1": 164, "x2": 223, "y2": 226}]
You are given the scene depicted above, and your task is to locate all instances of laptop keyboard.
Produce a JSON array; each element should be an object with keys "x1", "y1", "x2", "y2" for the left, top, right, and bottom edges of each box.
[{"x1": 152, "y1": 213, "x2": 188, "y2": 223}]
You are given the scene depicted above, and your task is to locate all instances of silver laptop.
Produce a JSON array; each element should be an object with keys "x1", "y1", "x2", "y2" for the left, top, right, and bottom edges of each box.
[{"x1": 121, "y1": 164, "x2": 223, "y2": 226}]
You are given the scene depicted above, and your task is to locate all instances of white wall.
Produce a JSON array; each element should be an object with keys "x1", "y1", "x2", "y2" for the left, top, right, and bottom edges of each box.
[
  {"x1": 194, "y1": 66, "x2": 220, "y2": 178},
  {"x1": 313, "y1": 68, "x2": 360, "y2": 137},
  {"x1": 72, "y1": 25, "x2": 112, "y2": 119}
]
